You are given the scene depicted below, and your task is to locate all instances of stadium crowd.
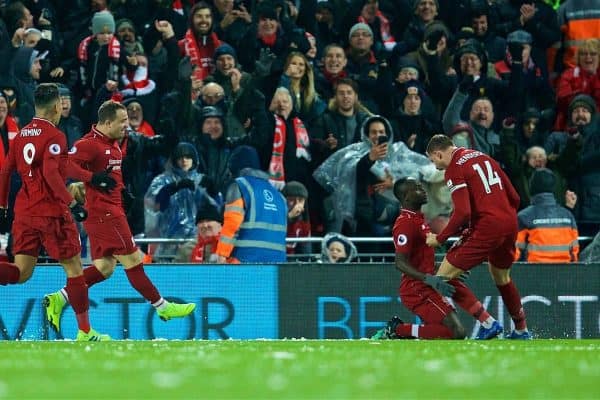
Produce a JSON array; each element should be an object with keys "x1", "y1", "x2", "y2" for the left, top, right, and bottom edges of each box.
[{"x1": 0, "y1": 0, "x2": 598, "y2": 263}]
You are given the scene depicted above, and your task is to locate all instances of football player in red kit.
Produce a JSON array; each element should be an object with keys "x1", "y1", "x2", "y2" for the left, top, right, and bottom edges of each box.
[
  {"x1": 372, "y1": 178, "x2": 502, "y2": 340},
  {"x1": 425, "y1": 134, "x2": 531, "y2": 339},
  {"x1": 0, "y1": 83, "x2": 109, "y2": 341},
  {"x1": 43, "y1": 100, "x2": 195, "y2": 333}
]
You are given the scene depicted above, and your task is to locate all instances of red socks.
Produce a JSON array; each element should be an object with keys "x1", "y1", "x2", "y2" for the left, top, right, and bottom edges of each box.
[
  {"x1": 65, "y1": 275, "x2": 90, "y2": 333},
  {"x1": 0, "y1": 262, "x2": 20, "y2": 285},
  {"x1": 83, "y1": 265, "x2": 106, "y2": 288},
  {"x1": 396, "y1": 323, "x2": 454, "y2": 339},
  {"x1": 125, "y1": 264, "x2": 161, "y2": 303},
  {"x1": 451, "y1": 280, "x2": 492, "y2": 323},
  {"x1": 497, "y1": 280, "x2": 527, "y2": 330}
]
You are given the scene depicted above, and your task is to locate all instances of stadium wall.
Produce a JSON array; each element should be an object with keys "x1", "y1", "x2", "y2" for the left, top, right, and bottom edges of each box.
[{"x1": 0, "y1": 264, "x2": 598, "y2": 340}]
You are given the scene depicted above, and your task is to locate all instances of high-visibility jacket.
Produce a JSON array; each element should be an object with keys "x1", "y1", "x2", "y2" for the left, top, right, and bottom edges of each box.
[
  {"x1": 516, "y1": 193, "x2": 579, "y2": 262},
  {"x1": 230, "y1": 175, "x2": 287, "y2": 263},
  {"x1": 548, "y1": 0, "x2": 600, "y2": 74}
]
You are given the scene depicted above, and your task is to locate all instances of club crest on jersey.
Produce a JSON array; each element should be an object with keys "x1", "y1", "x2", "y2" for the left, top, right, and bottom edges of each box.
[
  {"x1": 397, "y1": 234, "x2": 408, "y2": 246},
  {"x1": 49, "y1": 143, "x2": 61, "y2": 155},
  {"x1": 68, "y1": 146, "x2": 77, "y2": 154}
]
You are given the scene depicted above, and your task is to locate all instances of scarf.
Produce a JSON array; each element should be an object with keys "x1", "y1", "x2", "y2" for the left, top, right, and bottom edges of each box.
[
  {"x1": 120, "y1": 66, "x2": 156, "y2": 97},
  {"x1": 358, "y1": 10, "x2": 396, "y2": 50},
  {"x1": 78, "y1": 35, "x2": 120, "y2": 62},
  {"x1": 190, "y1": 235, "x2": 219, "y2": 262},
  {"x1": 268, "y1": 115, "x2": 311, "y2": 189},
  {"x1": 180, "y1": 30, "x2": 221, "y2": 81},
  {"x1": 259, "y1": 33, "x2": 277, "y2": 47},
  {"x1": 321, "y1": 68, "x2": 348, "y2": 86}
]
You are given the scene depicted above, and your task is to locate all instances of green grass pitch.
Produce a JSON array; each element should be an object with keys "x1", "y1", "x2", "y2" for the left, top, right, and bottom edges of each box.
[{"x1": 0, "y1": 340, "x2": 598, "y2": 399}]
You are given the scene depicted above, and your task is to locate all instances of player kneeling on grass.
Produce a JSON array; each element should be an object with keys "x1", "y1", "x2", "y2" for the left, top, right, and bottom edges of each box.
[
  {"x1": 44, "y1": 100, "x2": 195, "y2": 333},
  {"x1": 372, "y1": 178, "x2": 502, "y2": 340}
]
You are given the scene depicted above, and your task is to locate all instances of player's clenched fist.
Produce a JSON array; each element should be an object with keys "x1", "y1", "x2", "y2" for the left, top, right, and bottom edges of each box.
[{"x1": 425, "y1": 232, "x2": 439, "y2": 247}]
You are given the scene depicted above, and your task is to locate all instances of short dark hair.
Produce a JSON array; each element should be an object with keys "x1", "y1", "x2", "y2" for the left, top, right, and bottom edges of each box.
[
  {"x1": 34, "y1": 83, "x2": 60, "y2": 109},
  {"x1": 334, "y1": 78, "x2": 359, "y2": 94},
  {"x1": 393, "y1": 177, "x2": 417, "y2": 203},
  {"x1": 426, "y1": 134, "x2": 453, "y2": 154},
  {"x1": 97, "y1": 100, "x2": 126, "y2": 123}
]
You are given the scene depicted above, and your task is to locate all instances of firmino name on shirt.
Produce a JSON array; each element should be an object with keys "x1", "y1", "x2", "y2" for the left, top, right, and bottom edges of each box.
[{"x1": 20, "y1": 128, "x2": 42, "y2": 137}]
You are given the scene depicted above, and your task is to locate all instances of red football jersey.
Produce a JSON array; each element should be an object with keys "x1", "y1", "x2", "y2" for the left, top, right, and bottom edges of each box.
[
  {"x1": 0, "y1": 117, "x2": 73, "y2": 216},
  {"x1": 69, "y1": 126, "x2": 125, "y2": 219},
  {"x1": 393, "y1": 209, "x2": 434, "y2": 291},
  {"x1": 437, "y1": 148, "x2": 520, "y2": 243}
]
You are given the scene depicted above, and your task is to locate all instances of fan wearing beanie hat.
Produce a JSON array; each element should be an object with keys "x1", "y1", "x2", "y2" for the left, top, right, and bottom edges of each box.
[
  {"x1": 92, "y1": 11, "x2": 115, "y2": 36},
  {"x1": 516, "y1": 167, "x2": 579, "y2": 263},
  {"x1": 215, "y1": 145, "x2": 287, "y2": 263},
  {"x1": 282, "y1": 181, "x2": 311, "y2": 255},
  {"x1": 568, "y1": 93, "x2": 596, "y2": 127}
]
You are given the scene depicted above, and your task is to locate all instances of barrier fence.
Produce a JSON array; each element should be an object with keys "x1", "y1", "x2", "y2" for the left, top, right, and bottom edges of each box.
[{"x1": 0, "y1": 263, "x2": 598, "y2": 340}]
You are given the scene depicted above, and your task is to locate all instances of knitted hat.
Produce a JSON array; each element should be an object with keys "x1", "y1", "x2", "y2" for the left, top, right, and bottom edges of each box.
[
  {"x1": 172, "y1": 142, "x2": 198, "y2": 164},
  {"x1": 257, "y1": 3, "x2": 279, "y2": 21},
  {"x1": 57, "y1": 84, "x2": 72, "y2": 98},
  {"x1": 282, "y1": 181, "x2": 308, "y2": 199},
  {"x1": 394, "y1": 57, "x2": 422, "y2": 79},
  {"x1": 507, "y1": 30, "x2": 532, "y2": 45},
  {"x1": 200, "y1": 105, "x2": 224, "y2": 121},
  {"x1": 214, "y1": 43, "x2": 237, "y2": 62},
  {"x1": 228, "y1": 145, "x2": 261, "y2": 176},
  {"x1": 423, "y1": 20, "x2": 450, "y2": 41},
  {"x1": 522, "y1": 107, "x2": 541, "y2": 121},
  {"x1": 195, "y1": 202, "x2": 223, "y2": 224},
  {"x1": 92, "y1": 11, "x2": 115, "y2": 35},
  {"x1": 568, "y1": 94, "x2": 596, "y2": 116},
  {"x1": 456, "y1": 26, "x2": 475, "y2": 42},
  {"x1": 529, "y1": 168, "x2": 556, "y2": 196},
  {"x1": 399, "y1": 80, "x2": 424, "y2": 106},
  {"x1": 451, "y1": 121, "x2": 474, "y2": 137},
  {"x1": 349, "y1": 23, "x2": 373, "y2": 41},
  {"x1": 116, "y1": 18, "x2": 135, "y2": 33}
]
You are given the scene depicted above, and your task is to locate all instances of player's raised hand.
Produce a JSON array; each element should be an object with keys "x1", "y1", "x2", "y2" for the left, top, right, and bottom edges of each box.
[
  {"x1": 69, "y1": 202, "x2": 88, "y2": 222},
  {"x1": 90, "y1": 167, "x2": 117, "y2": 193},
  {"x1": 424, "y1": 274, "x2": 456, "y2": 297}
]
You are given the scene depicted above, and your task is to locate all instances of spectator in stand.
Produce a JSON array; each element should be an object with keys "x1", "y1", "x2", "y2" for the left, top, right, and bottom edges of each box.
[
  {"x1": 211, "y1": 0, "x2": 252, "y2": 46},
  {"x1": 312, "y1": 2, "x2": 342, "y2": 59},
  {"x1": 124, "y1": 98, "x2": 155, "y2": 137},
  {"x1": 470, "y1": 2, "x2": 506, "y2": 63},
  {"x1": 174, "y1": 202, "x2": 223, "y2": 263},
  {"x1": 312, "y1": 78, "x2": 371, "y2": 164},
  {"x1": 404, "y1": 21, "x2": 455, "y2": 115},
  {"x1": 516, "y1": 168, "x2": 579, "y2": 263},
  {"x1": 282, "y1": 181, "x2": 312, "y2": 256},
  {"x1": 279, "y1": 51, "x2": 327, "y2": 130},
  {"x1": 144, "y1": 142, "x2": 217, "y2": 261},
  {"x1": 494, "y1": 30, "x2": 555, "y2": 112},
  {"x1": 78, "y1": 11, "x2": 123, "y2": 124},
  {"x1": 555, "y1": 39, "x2": 600, "y2": 131},
  {"x1": 549, "y1": 0, "x2": 600, "y2": 79},
  {"x1": 178, "y1": 2, "x2": 222, "y2": 82},
  {"x1": 57, "y1": 85, "x2": 83, "y2": 148},
  {"x1": 320, "y1": 232, "x2": 357, "y2": 263},
  {"x1": 215, "y1": 145, "x2": 287, "y2": 263},
  {"x1": 143, "y1": 19, "x2": 180, "y2": 95},
  {"x1": 442, "y1": 89, "x2": 501, "y2": 160},
  {"x1": 393, "y1": 0, "x2": 440, "y2": 58},
  {"x1": 115, "y1": 18, "x2": 144, "y2": 56},
  {"x1": 9, "y1": 46, "x2": 44, "y2": 125},
  {"x1": 388, "y1": 81, "x2": 440, "y2": 155},
  {"x1": 204, "y1": 44, "x2": 270, "y2": 140},
  {"x1": 553, "y1": 94, "x2": 600, "y2": 236},
  {"x1": 263, "y1": 87, "x2": 313, "y2": 190},
  {"x1": 315, "y1": 43, "x2": 349, "y2": 102}
]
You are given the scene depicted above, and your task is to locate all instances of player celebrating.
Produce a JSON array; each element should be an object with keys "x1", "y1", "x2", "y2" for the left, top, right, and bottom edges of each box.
[
  {"x1": 0, "y1": 83, "x2": 109, "y2": 341},
  {"x1": 425, "y1": 134, "x2": 531, "y2": 339},
  {"x1": 43, "y1": 100, "x2": 195, "y2": 332},
  {"x1": 372, "y1": 178, "x2": 502, "y2": 340}
]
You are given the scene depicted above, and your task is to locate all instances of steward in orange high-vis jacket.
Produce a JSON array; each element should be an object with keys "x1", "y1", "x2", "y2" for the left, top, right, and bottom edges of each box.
[{"x1": 515, "y1": 168, "x2": 579, "y2": 262}]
